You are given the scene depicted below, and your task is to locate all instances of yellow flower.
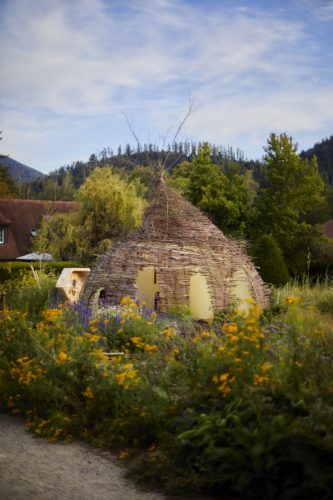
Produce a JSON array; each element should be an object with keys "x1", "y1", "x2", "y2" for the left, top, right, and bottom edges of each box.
[
  {"x1": 144, "y1": 344, "x2": 158, "y2": 352},
  {"x1": 260, "y1": 362, "x2": 273, "y2": 372},
  {"x1": 42, "y1": 309, "x2": 62, "y2": 322},
  {"x1": 286, "y1": 296, "x2": 300, "y2": 305},
  {"x1": 225, "y1": 323, "x2": 238, "y2": 333},
  {"x1": 119, "y1": 450, "x2": 129, "y2": 460},
  {"x1": 253, "y1": 374, "x2": 269, "y2": 385},
  {"x1": 218, "y1": 383, "x2": 231, "y2": 395},
  {"x1": 163, "y1": 327, "x2": 175, "y2": 340},
  {"x1": 130, "y1": 337, "x2": 142, "y2": 345},
  {"x1": 88, "y1": 334, "x2": 100, "y2": 343},
  {"x1": 150, "y1": 312, "x2": 157, "y2": 319},
  {"x1": 58, "y1": 351, "x2": 69, "y2": 363},
  {"x1": 83, "y1": 387, "x2": 94, "y2": 398},
  {"x1": 219, "y1": 373, "x2": 229, "y2": 382}
]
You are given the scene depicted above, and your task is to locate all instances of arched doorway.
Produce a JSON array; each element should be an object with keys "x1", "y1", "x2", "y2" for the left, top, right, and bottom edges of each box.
[
  {"x1": 135, "y1": 266, "x2": 159, "y2": 310},
  {"x1": 189, "y1": 272, "x2": 213, "y2": 321},
  {"x1": 231, "y1": 269, "x2": 253, "y2": 311}
]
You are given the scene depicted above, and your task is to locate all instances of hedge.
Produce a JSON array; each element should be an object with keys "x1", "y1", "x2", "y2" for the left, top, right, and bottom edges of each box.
[{"x1": 0, "y1": 261, "x2": 84, "y2": 283}]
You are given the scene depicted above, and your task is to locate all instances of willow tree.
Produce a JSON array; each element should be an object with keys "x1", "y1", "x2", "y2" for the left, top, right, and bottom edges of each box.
[{"x1": 34, "y1": 167, "x2": 146, "y2": 261}]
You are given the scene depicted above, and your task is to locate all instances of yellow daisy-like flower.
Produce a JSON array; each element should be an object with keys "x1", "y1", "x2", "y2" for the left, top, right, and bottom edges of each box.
[
  {"x1": 286, "y1": 296, "x2": 300, "y2": 305},
  {"x1": 130, "y1": 337, "x2": 142, "y2": 345},
  {"x1": 83, "y1": 387, "x2": 94, "y2": 398},
  {"x1": 260, "y1": 361, "x2": 273, "y2": 372},
  {"x1": 58, "y1": 351, "x2": 69, "y2": 363},
  {"x1": 42, "y1": 308, "x2": 62, "y2": 322},
  {"x1": 144, "y1": 344, "x2": 158, "y2": 352},
  {"x1": 253, "y1": 374, "x2": 269, "y2": 385},
  {"x1": 225, "y1": 323, "x2": 238, "y2": 333},
  {"x1": 219, "y1": 373, "x2": 229, "y2": 382}
]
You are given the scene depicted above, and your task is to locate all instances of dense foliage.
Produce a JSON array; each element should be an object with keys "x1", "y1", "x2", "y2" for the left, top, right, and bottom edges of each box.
[
  {"x1": 1, "y1": 282, "x2": 333, "y2": 499},
  {"x1": 33, "y1": 167, "x2": 146, "y2": 261},
  {"x1": 252, "y1": 234, "x2": 290, "y2": 286},
  {"x1": 5, "y1": 132, "x2": 333, "y2": 280},
  {"x1": 301, "y1": 135, "x2": 333, "y2": 185},
  {"x1": 0, "y1": 163, "x2": 18, "y2": 198}
]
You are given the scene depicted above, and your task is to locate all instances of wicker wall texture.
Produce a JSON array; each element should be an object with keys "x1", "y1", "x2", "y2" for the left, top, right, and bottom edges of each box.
[{"x1": 80, "y1": 178, "x2": 270, "y2": 311}]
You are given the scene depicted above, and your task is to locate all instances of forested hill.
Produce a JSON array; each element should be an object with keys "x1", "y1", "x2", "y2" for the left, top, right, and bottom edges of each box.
[
  {"x1": 15, "y1": 135, "x2": 333, "y2": 200},
  {"x1": 0, "y1": 156, "x2": 44, "y2": 183},
  {"x1": 301, "y1": 136, "x2": 333, "y2": 184},
  {"x1": 24, "y1": 141, "x2": 264, "y2": 200}
]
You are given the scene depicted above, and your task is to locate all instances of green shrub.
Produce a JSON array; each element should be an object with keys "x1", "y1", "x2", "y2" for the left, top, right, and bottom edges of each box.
[
  {"x1": 0, "y1": 261, "x2": 82, "y2": 283},
  {"x1": 253, "y1": 234, "x2": 290, "y2": 286},
  {"x1": 0, "y1": 292, "x2": 333, "y2": 498},
  {"x1": 0, "y1": 270, "x2": 59, "y2": 318}
]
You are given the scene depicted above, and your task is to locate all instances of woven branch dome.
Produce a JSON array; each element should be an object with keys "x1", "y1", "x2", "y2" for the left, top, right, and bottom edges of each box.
[{"x1": 80, "y1": 178, "x2": 270, "y2": 316}]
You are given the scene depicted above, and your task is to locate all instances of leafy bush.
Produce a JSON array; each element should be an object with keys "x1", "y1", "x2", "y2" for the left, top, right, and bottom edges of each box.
[
  {"x1": 0, "y1": 292, "x2": 333, "y2": 498},
  {"x1": 0, "y1": 261, "x2": 82, "y2": 283},
  {"x1": 253, "y1": 234, "x2": 290, "y2": 286},
  {"x1": 0, "y1": 270, "x2": 58, "y2": 319}
]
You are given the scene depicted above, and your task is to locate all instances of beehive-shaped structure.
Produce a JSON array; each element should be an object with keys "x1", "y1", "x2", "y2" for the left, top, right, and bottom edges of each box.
[{"x1": 80, "y1": 178, "x2": 270, "y2": 319}]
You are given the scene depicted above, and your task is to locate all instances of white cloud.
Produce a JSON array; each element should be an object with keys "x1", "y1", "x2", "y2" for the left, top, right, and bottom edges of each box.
[
  {"x1": 298, "y1": 0, "x2": 333, "y2": 21},
  {"x1": 0, "y1": 0, "x2": 332, "y2": 170}
]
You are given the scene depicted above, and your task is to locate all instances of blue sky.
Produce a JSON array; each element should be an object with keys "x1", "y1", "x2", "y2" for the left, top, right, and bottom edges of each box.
[{"x1": 1, "y1": 0, "x2": 333, "y2": 174}]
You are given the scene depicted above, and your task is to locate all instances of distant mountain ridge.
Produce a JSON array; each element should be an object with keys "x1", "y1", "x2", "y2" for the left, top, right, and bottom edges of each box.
[{"x1": 0, "y1": 156, "x2": 44, "y2": 183}]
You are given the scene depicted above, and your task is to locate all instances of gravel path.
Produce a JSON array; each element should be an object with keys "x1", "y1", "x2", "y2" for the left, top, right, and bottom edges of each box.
[{"x1": 0, "y1": 413, "x2": 164, "y2": 500}]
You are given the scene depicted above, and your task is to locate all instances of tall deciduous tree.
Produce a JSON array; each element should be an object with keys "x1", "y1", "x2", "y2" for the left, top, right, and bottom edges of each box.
[
  {"x1": 255, "y1": 133, "x2": 325, "y2": 274},
  {"x1": 34, "y1": 167, "x2": 146, "y2": 261},
  {"x1": 187, "y1": 144, "x2": 253, "y2": 235}
]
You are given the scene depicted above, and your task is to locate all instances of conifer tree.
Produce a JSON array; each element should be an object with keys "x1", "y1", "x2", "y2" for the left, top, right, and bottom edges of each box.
[
  {"x1": 254, "y1": 133, "x2": 325, "y2": 274},
  {"x1": 253, "y1": 234, "x2": 290, "y2": 285}
]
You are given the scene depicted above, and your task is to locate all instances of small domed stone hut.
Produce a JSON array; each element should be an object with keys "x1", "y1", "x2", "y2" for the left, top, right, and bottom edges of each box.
[{"x1": 80, "y1": 178, "x2": 270, "y2": 320}]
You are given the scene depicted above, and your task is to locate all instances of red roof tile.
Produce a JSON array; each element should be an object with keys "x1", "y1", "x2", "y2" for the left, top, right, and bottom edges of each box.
[{"x1": 0, "y1": 199, "x2": 76, "y2": 260}]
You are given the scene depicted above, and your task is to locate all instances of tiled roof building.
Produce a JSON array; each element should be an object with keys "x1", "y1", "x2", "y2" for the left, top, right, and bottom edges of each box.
[{"x1": 0, "y1": 199, "x2": 75, "y2": 260}]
